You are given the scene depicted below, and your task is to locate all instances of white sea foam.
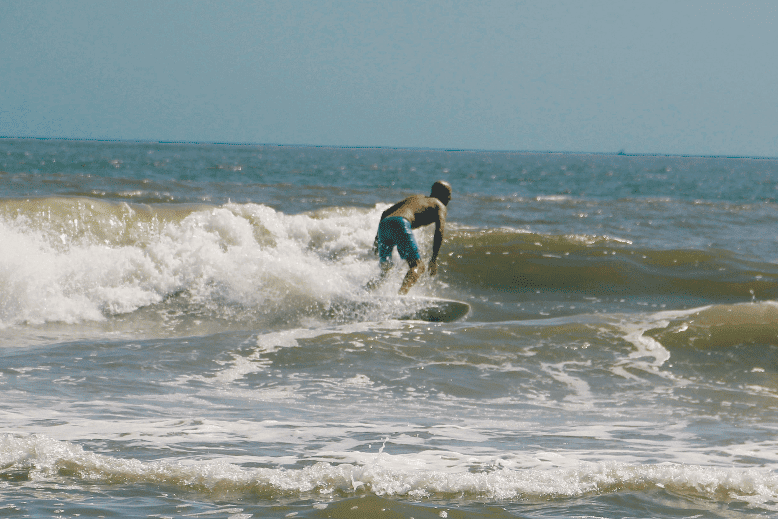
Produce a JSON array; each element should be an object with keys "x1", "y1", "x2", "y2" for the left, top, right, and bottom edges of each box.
[
  {"x1": 2, "y1": 434, "x2": 777, "y2": 509},
  {"x1": 0, "y1": 202, "x2": 382, "y2": 335}
]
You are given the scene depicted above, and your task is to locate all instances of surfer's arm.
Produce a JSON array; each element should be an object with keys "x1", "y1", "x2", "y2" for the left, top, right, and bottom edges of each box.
[{"x1": 428, "y1": 211, "x2": 445, "y2": 275}]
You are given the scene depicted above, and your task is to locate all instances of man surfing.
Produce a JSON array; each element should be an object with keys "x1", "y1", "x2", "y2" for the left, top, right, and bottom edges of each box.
[{"x1": 369, "y1": 180, "x2": 452, "y2": 294}]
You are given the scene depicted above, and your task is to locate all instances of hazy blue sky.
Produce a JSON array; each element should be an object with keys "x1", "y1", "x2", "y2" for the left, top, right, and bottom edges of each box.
[{"x1": 2, "y1": 1, "x2": 776, "y2": 156}]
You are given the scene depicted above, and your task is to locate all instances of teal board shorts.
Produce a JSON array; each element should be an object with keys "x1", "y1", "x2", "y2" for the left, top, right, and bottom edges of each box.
[{"x1": 377, "y1": 216, "x2": 421, "y2": 264}]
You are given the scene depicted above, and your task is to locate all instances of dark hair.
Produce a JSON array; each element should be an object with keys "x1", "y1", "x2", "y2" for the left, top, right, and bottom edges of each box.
[{"x1": 431, "y1": 180, "x2": 452, "y2": 204}]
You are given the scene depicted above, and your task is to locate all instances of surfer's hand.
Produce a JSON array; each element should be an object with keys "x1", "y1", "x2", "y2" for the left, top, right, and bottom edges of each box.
[{"x1": 428, "y1": 260, "x2": 437, "y2": 276}]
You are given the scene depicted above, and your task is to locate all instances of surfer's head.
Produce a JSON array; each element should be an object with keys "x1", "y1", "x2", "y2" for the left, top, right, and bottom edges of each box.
[{"x1": 431, "y1": 180, "x2": 452, "y2": 205}]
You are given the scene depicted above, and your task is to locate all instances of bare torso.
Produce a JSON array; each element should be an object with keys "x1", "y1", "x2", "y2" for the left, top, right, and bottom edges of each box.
[{"x1": 381, "y1": 195, "x2": 446, "y2": 229}]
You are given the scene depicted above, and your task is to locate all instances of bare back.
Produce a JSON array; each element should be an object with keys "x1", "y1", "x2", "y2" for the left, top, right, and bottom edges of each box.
[{"x1": 380, "y1": 195, "x2": 446, "y2": 230}]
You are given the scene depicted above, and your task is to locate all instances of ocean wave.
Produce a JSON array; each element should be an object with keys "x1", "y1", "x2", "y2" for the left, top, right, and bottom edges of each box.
[
  {"x1": 3, "y1": 197, "x2": 777, "y2": 334},
  {"x1": 2, "y1": 434, "x2": 777, "y2": 508},
  {"x1": 645, "y1": 301, "x2": 778, "y2": 350},
  {"x1": 0, "y1": 198, "x2": 378, "y2": 330},
  {"x1": 444, "y1": 227, "x2": 778, "y2": 302}
]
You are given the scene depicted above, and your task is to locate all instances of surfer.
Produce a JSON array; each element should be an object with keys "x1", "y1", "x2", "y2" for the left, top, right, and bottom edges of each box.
[{"x1": 369, "y1": 180, "x2": 452, "y2": 294}]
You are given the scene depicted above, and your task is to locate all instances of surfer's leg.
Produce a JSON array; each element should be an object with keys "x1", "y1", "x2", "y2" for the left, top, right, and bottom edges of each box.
[
  {"x1": 366, "y1": 219, "x2": 399, "y2": 291},
  {"x1": 399, "y1": 258, "x2": 425, "y2": 295},
  {"x1": 394, "y1": 221, "x2": 423, "y2": 294}
]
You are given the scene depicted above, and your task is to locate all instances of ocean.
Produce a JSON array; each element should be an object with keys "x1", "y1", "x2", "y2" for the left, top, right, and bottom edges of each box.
[{"x1": 1, "y1": 138, "x2": 778, "y2": 518}]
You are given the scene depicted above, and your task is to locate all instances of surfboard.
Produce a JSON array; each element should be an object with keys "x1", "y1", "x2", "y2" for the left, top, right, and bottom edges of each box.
[
  {"x1": 397, "y1": 296, "x2": 470, "y2": 322},
  {"x1": 324, "y1": 296, "x2": 470, "y2": 323}
]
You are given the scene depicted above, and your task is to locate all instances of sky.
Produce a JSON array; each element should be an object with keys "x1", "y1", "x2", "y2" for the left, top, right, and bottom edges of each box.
[{"x1": 1, "y1": 0, "x2": 777, "y2": 156}]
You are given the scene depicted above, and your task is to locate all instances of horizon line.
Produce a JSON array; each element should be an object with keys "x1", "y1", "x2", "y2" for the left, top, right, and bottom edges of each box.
[{"x1": 1, "y1": 135, "x2": 776, "y2": 161}]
